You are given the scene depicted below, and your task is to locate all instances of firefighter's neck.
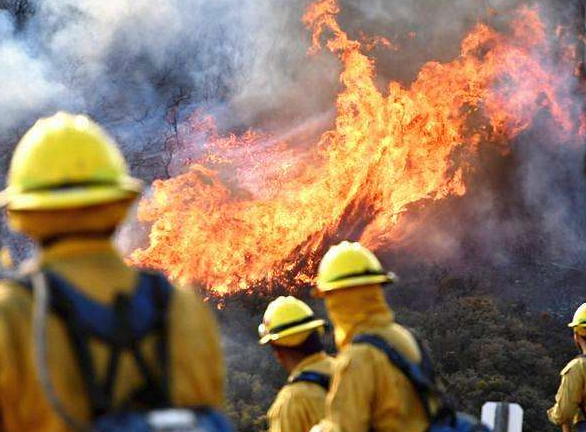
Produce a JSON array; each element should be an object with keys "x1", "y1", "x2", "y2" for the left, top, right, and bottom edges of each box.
[
  {"x1": 274, "y1": 347, "x2": 307, "y2": 374},
  {"x1": 574, "y1": 332, "x2": 586, "y2": 354}
]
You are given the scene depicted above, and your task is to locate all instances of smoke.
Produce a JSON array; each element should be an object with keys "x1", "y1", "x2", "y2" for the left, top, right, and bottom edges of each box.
[
  {"x1": 0, "y1": 0, "x2": 550, "y2": 143},
  {"x1": 1, "y1": 0, "x2": 570, "y2": 139},
  {"x1": 0, "y1": 11, "x2": 64, "y2": 135},
  {"x1": 343, "y1": 0, "x2": 586, "y2": 277},
  {"x1": 0, "y1": 0, "x2": 334, "y2": 150}
]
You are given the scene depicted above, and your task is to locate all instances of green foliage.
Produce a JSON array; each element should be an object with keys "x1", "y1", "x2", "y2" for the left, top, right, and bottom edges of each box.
[{"x1": 396, "y1": 279, "x2": 574, "y2": 432}]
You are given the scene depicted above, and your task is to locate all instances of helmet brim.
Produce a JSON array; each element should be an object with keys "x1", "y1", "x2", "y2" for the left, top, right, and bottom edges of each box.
[
  {"x1": 258, "y1": 319, "x2": 326, "y2": 345},
  {"x1": 571, "y1": 324, "x2": 586, "y2": 337},
  {"x1": 569, "y1": 321, "x2": 583, "y2": 328},
  {"x1": 315, "y1": 273, "x2": 395, "y2": 297},
  {"x1": 0, "y1": 177, "x2": 143, "y2": 211}
]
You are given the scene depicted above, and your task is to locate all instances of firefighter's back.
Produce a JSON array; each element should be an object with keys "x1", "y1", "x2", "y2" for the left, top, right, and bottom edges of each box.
[
  {"x1": 268, "y1": 353, "x2": 334, "y2": 432},
  {"x1": 327, "y1": 321, "x2": 431, "y2": 432},
  {"x1": 0, "y1": 239, "x2": 224, "y2": 432}
]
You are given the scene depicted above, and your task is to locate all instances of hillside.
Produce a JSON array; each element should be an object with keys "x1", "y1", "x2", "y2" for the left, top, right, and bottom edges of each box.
[{"x1": 218, "y1": 274, "x2": 575, "y2": 432}]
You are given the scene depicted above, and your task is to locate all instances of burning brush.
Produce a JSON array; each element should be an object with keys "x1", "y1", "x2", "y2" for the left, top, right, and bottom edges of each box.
[{"x1": 130, "y1": 0, "x2": 585, "y2": 296}]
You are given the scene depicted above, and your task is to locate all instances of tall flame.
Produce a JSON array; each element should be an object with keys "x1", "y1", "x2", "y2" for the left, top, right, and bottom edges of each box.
[{"x1": 130, "y1": 1, "x2": 583, "y2": 294}]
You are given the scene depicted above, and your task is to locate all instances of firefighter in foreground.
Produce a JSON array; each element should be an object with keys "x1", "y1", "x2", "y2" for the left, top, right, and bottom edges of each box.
[
  {"x1": 259, "y1": 296, "x2": 334, "y2": 432},
  {"x1": 0, "y1": 113, "x2": 225, "y2": 431},
  {"x1": 311, "y1": 241, "x2": 437, "y2": 432},
  {"x1": 548, "y1": 304, "x2": 586, "y2": 432}
]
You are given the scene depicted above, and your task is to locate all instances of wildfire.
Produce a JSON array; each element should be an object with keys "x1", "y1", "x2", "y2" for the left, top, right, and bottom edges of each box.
[{"x1": 130, "y1": 1, "x2": 584, "y2": 294}]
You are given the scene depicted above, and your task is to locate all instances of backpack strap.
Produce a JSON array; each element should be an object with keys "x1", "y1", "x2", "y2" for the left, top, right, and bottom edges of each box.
[
  {"x1": 25, "y1": 270, "x2": 173, "y2": 419},
  {"x1": 30, "y1": 272, "x2": 92, "y2": 432},
  {"x1": 352, "y1": 333, "x2": 437, "y2": 419},
  {"x1": 290, "y1": 371, "x2": 331, "y2": 391}
]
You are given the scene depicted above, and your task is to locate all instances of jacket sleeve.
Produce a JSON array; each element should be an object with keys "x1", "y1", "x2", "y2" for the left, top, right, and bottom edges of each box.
[
  {"x1": 548, "y1": 359, "x2": 586, "y2": 425},
  {"x1": 169, "y1": 287, "x2": 225, "y2": 408},
  {"x1": 0, "y1": 283, "x2": 25, "y2": 432},
  {"x1": 318, "y1": 346, "x2": 375, "y2": 432},
  {"x1": 268, "y1": 388, "x2": 314, "y2": 432},
  {"x1": 0, "y1": 310, "x2": 8, "y2": 432}
]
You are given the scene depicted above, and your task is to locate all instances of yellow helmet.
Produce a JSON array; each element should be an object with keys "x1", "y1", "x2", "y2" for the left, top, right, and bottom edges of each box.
[
  {"x1": 569, "y1": 304, "x2": 586, "y2": 334},
  {"x1": 0, "y1": 112, "x2": 142, "y2": 211},
  {"x1": 258, "y1": 296, "x2": 326, "y2": 347},
  {"x1": 317, "y1": 241, "x2": 395, "y2": 293}
]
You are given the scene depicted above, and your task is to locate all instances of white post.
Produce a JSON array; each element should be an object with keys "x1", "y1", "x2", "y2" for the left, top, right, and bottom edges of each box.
[{"x1": 482, "y1": 402, "x2": 523, "y2": 432}]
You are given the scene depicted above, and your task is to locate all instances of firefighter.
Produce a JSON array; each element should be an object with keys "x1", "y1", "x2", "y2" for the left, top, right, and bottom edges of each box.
[
  {"x1": 311, "y1": 241, "x2": 436, "y2": 432},
  {"x1": 548, "y1": 304, "x2": 586, "y2": 432},
  {"x1": 258, "y1": 296, "x2": 334, "y2": 432},
  {"x1": 0, "y1": 113, "x2": 225, "y2": 432}
]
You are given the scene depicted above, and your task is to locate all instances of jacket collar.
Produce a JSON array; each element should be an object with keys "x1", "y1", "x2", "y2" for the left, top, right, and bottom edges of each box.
[
  {"x1": 288, "y1": 352, "x2": 329, "y2": 382},
  {"x1": 40, "y1": 237, "x2": 117, "y2": 265}
]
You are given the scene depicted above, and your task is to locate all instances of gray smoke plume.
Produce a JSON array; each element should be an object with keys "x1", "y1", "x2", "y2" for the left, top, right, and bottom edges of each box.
[
  {"x1": 1, "y1": 0, "x2": 539, "y2": 147},
  {"x1": 0, "y1": 0, "x2": 339, "y2": 152}
]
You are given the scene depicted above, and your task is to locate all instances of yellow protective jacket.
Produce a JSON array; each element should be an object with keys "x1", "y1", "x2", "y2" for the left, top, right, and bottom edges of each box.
[
  {"x1": 268, "y1": 352, "x2": 335, "y2": 432},
  {"x1": 548, "y1": 356, "x2": 586, "y2": 427},
  {"x1": 318, "y1": 285, "x2": 433, "y2": 432},
  {"x1": 0, "y1": 237, "x2": 225, "y2": 432}
]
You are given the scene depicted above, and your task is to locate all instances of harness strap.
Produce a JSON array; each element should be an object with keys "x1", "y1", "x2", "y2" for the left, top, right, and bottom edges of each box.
[
  {"x1": 49, "y1": 278, "x2": 109, "y2": 416},
  {"x1": 28, "y1": 270, "x2": 173, "y2": 420},
  {"x1": 103, "y1": 346, "x2": 121, "y2": 406},
  {"x1": 290, "y1": 371, "x2": 331, "y2": 391},
  {"x1": 32, "y1": 272, "x2": 92, "y2": 432},
  {"x1": 352, "y1": 334, "x2": 438, "y2": 420},
  {"x1": 154, "y1": 274, "x2": 171, "y2": 404}
]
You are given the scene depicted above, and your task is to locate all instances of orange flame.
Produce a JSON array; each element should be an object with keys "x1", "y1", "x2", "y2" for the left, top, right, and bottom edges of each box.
[{"x1": 130, "y1": 1, "x2": 584, "y2": 294}]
